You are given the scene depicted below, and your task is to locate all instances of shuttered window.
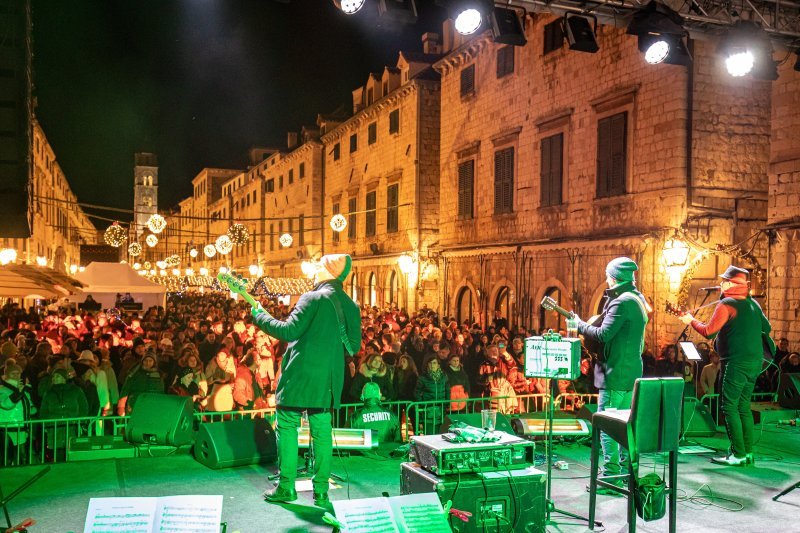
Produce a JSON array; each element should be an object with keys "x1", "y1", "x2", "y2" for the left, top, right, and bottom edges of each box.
[
  {"x1": 496, "y1": 46, "x2": 514, "y2": 78},
  {"x1": 540, "y1": 133, "x2": 563, "y2": 207},
  {"x1": 494, "y1": 147, "x2": 514, "y2": 214},
  {"x1": 366, "y1": 191, "x2": 377, "y2": 237},
  {"x1": 386, "y1": 184, "x2": 399, "y2": 233},
  {"x1": 596, "y1": 112, "x2": 627, "y2": 198},
  {"x1": 457, "y1": 160, "x2": 475, "y2": 219},
  {"x1": 332, "y1": 204, "x2": 340, "y2": 243},
  {"x1": 348, "y1": 198, "x2": 357, "y2": 240},
  {"x1": 460, "y1": 64, "x2": 475, "y2": 97},
  {"x1": 368, "y1": 122, "x2": 377, "y2": 145},
  {"x1": 389, "y1": 110, "x2": 400, "y2": 134},
  {"x1": 333, "y1": 143, "x2": 341, "y2": 161},
  {"x1": 350, "y1": 133, "x2": 358, "y2": 153}
]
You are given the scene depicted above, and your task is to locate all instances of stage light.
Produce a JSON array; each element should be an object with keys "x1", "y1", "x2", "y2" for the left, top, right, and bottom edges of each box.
[
  {"x1": 490, "y1": 6, "x2": 526, "y2": 46},
  {"x1": 564, "y1": 13, "x2": 599, "y2": 54},
  {"x1": 627, "y1": 2, "x2": 691, "y2": 66},
  {"x1": 378, "y1": 0, "x2": 417, "y2": 24},
  {"x1": 36, "y1": 256, "x2": 47, "y2": 267},
  {"x1": 718, "y1": 21, "x2": 777, "y2": 80},
  {"x1": 336, "y1": 0, "x2": 366, "y2": 15},
  {"x1": 454, "y1": 2, "x2": 484, "y2": 36}
]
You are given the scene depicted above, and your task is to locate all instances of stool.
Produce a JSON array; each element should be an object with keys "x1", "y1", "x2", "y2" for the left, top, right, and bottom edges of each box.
[{"x1": 588, "y1": 378, "x2": 683, "y2": 532}]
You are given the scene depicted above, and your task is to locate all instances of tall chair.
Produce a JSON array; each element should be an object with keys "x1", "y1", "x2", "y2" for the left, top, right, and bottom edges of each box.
[{"x1": 588, "y1": 378, "x2": 683, "y2": 532}]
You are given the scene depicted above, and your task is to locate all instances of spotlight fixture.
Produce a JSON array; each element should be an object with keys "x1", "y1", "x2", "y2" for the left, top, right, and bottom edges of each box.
[
  {"x1": 564, "y1": 13, "x2": 599, "y2": 54},
  {"x1": 490, "y1": 6, "x2": 526, "y2": 47},
  {"x1": 453, "y1": 1, "x2": 486, "y2": 36},
  {"x1": 718, "y1": 21, "x2": 778, "y2": 80},
  {"x1": 334, "y1": 0, "x2": 366, "y2": 15},
  {"x1": 627, "y1": 1, "x2": 691, "y2": 66},
  {"x1": 378, "y1": 0, "x2": 417, "y2": 24}
]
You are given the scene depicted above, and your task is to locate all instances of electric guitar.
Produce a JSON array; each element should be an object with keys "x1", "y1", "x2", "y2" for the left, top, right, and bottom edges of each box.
[
  {"x1": 540, "y1": 296, "x2": 605, "y2": 360},
  {"x1": 217, "y1": 272, "x2": 261, "y2": 311}
]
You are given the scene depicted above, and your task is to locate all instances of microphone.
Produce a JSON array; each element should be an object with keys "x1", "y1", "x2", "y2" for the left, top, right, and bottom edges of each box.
[{"x1": 699, "y1": 286, "x2": 720, "y2": 292}]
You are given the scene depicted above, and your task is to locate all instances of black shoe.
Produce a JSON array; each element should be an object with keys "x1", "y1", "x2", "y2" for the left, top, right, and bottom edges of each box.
[
  {"x1": 711, "y1": 454, "x2": 746, "y2": 466},
  {"x1": 314, "y1": 492, "x2": 332, "y2": 509},
  {"x1": 263, "y1": 485, "x2": 298, "y2": 503}
]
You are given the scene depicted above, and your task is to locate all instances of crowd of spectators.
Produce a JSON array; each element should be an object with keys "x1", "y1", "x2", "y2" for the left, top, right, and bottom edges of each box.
[{"x1": 0, "y1": 294, "x2": 796, "y2": 463}]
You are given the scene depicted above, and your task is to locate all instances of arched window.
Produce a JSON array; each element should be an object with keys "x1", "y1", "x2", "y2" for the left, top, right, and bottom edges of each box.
[
  {"x1": 456, "y1": 287, "x2": 473, "y2": 326},
  {"x1": 350, "y1": 275, "x2": 358, "y2": 303},
  {"x1": 539, "y1": 287, "x2": 564, "y2": 334},
  {"x1": 495, "y1": 286, "x2": 510, "y2": 326},
  {"x1": 387, "y1": 270, "x2": 397, "y2": 307},
  {"x1": 368, "y1": 273, "x2": 377, "y2": 307}
]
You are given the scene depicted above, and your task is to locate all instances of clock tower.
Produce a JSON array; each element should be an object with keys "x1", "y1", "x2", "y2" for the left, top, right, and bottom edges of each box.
[{"x1": 133, "y1": 152, "x2": 158, "y2": 239}]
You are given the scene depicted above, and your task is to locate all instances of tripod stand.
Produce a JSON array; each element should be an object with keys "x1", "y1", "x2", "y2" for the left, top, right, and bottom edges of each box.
[
  {"x1": 773, "y1": 481, "x2": 800, "y2": 501},
  {"x1": 1, "y1": 466, "x2": 50, "y2": 532}
]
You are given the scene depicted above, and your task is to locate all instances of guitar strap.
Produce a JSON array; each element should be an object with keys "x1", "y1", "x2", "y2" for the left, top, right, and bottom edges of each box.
[{"x1": 325, "y1": 290, "x2": 359, "y2": 356}]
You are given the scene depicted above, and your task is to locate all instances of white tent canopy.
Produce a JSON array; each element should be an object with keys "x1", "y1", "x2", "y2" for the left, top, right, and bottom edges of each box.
[{"x1": 75, "y1": 262, "x2": 166, "y2": 311}]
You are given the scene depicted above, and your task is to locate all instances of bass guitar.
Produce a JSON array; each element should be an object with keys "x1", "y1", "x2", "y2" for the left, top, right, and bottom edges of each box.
[
  {"x1": 540, "y1": 295, "x2": 605, "y2": 360},
  {"x1": 217, "y1": 272, "x2": 261, "y2": 311}
]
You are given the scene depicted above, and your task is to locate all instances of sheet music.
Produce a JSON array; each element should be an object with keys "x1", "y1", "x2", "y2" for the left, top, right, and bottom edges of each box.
[
  {"x1": 84, "y1": 497, "x2": 157, "y2": 533},
  {"x1": 332, "y1": 497, "x2": 399, "y2": 533},
  {"x1": 155, "y1": 495, "x2": 223, "y2": 533},
  {"x1": 389, "y1": 493, "x2": 450, "y2": 533}
]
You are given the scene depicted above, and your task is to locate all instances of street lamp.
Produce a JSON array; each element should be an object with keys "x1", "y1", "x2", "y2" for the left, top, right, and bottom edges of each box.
[
  {"x1": 662, "y1": 233, "x2": 689, "y2": 267},
  {"x1": 398, "y1": 253, "x2": 417, "y2": 309}
]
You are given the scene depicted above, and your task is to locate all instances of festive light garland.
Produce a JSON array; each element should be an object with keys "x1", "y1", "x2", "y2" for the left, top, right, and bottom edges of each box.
[
  {"x1": 143, "y1": 261, "x2": 151, "y2": 270},
  {"x1": 215, "y1": 235, "x2": 233, "y2": 255},
  {"x1": 146, "y1": 234, "x2": 159, "y2": 247},
  {"x1": 279, "y1": 233, "x2": 293, "y2": 248},
  {"x1": 204, "y1": 244, "x2": 217, "y2": 258},
  {"x1": 104, "y1": 222, "x2": 127, "y2": 247},
  {"x1": 252, "y1": 276, "x2": 312, "y2": 297},
  {"x1": 147, "y1": 214, "x2": 167, "y2": 234},
  {"x1": 128, "y1": 242, "x2": 142, "y2": 257},
  {"x1": 228, "y1": 223, "x2": 249, "y2": 245},
  {"x1": 165, "y1": 254, "x2": 181, "y2": 267}
]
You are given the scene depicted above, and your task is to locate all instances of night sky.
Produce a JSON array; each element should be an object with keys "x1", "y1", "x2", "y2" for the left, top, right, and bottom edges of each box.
[{"x1": 32, "y1": 0, "x2": 445, "y2": 226}]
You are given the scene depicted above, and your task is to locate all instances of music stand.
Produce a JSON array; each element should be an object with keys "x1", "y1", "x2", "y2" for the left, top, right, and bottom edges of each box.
[
  {"x1": 1, "y1": 466, "x2": 49, "y2": 531},
  {"x1": 524, "y1": 332, "x2": 602, "y2": 528}
]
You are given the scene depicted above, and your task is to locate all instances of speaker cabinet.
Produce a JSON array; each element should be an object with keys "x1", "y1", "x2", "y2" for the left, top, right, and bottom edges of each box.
[
  {"x1": 682, "y1": 397, "x2": 717, "y2": 437},
  {"x1": 194, "y1": 417, "x2": 277, "y2": 469},
  {"x1": 402, "y1": 461, "x2": 546, "y2": 532},
  {"x1": 126, "y1": 393, "x2": 193, "y2": 446},
  {"x1": 778, "y1": 373, "x2": 800, "y2": 410},
  {"x1": 439, "y1": 412, "x2": 515, "y2": 435}
]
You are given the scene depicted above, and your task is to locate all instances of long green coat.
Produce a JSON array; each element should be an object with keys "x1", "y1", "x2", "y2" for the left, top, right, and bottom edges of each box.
[{"x1": 252, "y1": 280, "x2": 361, "y2": 409}]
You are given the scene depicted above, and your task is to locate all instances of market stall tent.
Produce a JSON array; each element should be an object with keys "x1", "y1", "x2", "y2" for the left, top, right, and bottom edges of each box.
[{"x1": 75, "y1": 262, "x2": 166, "y2": 311}]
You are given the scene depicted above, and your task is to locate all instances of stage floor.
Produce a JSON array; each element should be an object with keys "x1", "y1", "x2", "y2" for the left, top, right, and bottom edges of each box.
[{"x1": 3, "y1": 424, "x2": 799, "y2": 533}]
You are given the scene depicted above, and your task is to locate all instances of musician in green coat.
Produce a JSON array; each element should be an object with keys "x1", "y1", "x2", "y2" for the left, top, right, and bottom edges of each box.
[{"x1": 252, "y1": 254, "x2": 361, "y2": 508}]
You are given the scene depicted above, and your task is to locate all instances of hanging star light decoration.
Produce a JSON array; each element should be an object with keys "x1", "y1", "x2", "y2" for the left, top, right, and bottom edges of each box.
[
  {"x1": 227, "y1": 223, "x2": 249, "y2": 245},
  {"x1": 165, "y1": 254, "x2": 181, "y2": 267},
  {"x1": 330, "y1": 214, "x2": 347, "y2": 233},
  {"x1": 279, "y1": 233, "x2": 293, "y2": 248},
  {"x1": 147, "y1": 214, "x2": 167, "y2": 234},
  {"x1": 215, "y1": 235, "x2": 233, "y2": 255},
  {"x1": 143, "y1": 261, "x2": 152, "y2": 270},
  {"x1": 146, "y1": 234, "x2": 159, "y2": 247},
  {"x1": 204, "y1": 244, "x2": 217, "y2": 258},
  {"x1": 128, "y1": 242, "x2": 142, "y2": 257},
  {"x1": 104, "y1": 222, "x2": 128, "y2": 247}
]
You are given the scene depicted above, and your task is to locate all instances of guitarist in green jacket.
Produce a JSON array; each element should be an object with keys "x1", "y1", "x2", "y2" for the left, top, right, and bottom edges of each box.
[
  {"x1": 574, "y1": 257, "x2": 649, "y2": 491},
  {"x1": 252, "y1": 254, "x2": 361, "y2": 508}
]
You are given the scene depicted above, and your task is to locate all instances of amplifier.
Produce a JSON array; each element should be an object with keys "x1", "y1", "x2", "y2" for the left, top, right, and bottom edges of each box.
[
  {"x1": 409, "y1": 433, "x2": 534, "y2": 476},
  {"x1": 401, "y1": 461, "x2": 546, "y2": 533}
]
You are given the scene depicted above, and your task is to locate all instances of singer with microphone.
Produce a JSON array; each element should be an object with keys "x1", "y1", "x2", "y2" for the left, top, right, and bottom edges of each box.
[{"x1": 677, "y1": 265, "x2": 772, "y2": 466}]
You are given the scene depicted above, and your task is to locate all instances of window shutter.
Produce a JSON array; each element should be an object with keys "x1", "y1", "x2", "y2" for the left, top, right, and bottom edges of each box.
[
  {"x1": 460, "y1": 65, "x2": 475, "y2": 97},
  {"x1": 551, "y1": 133, "x2": 563, "y2": 206},
  {"x1": 494, "y1": 148, "x2": 514, "y2": 214},
  {"x1": 458, "y1": 160, "x2": 474, "y2": 219},
  {"x1": 540, "y1": 137, "x2": 551, "y2": 207},
  {"x1": 610, "y1": 113, "x2": 627, "y2": 196},
  {"x1": 348, "y1": 198, "x2": 357, "y2": 239},
  {"x1": 596, "y1": 117, "x2": 612, "y2": 198}
]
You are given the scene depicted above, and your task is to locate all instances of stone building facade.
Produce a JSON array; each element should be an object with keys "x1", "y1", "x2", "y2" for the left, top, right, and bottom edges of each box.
[
  {"x1": 767, "y1": 59, "x2": 800, "y2": 346},
  {"x1": 322, "y1": 50, "x2": 441, "y2": 311},
  {"x1": 132, "y1": 153, "x2": 158, "y2": 240},
  {"x1": 434, "y1": 16, "x2": 772, "y2": 351}
]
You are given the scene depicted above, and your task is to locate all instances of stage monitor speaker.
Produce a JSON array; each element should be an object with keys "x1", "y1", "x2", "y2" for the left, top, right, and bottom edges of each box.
[
  {"x1": 778, "y1": 373, "x2": 800, "y2": 410},
  {"x1": 682, "y1": 397, "x2": 717, "y2": 438},
  {"x1": 193, "y1": 418, "x2": 277, "y2": 469},
  {"x1": 402, "y1": 461, "x2": 546, "y2": 533},
  {"x1": 439, "y1": 412, "x2": 515, "y2": 435},
  {"x1": 127, "y1": 393, "x2": 193, "y2": 447}
]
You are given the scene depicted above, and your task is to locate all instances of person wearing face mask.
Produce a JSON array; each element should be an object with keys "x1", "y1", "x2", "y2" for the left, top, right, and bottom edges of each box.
[{"x1": 679, "y1": 266, "x2": 771, "y2": 466}]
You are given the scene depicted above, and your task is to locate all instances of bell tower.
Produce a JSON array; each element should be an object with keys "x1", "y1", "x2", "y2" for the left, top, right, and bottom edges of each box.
[{"x1": 133, "y1": 152, "x2": 158, "y2": 239}]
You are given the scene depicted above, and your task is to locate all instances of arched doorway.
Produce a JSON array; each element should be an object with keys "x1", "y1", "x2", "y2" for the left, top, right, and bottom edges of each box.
[
  {"x1": 386, "y1": 270, "x2": 397, "y2": 308},
  {"x1": 368, "y1": 272, "x2": 377, "y2": 307},
  {"x1": 456, "y1": 286, "x2": 474, "y2": 325},
  {"x1": 494, "y1": 286, "x2": 510, "y2": 327},
  {"x1": 539, "y1": 286, "x2": 564, "y2": 334}
]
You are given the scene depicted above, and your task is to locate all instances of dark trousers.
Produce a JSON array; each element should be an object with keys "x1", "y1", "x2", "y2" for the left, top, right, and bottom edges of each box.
[
  {"x1": 718, "y1": 361, "x2": 760, "y2": 457},
  {"x1": 275, "y1": 408, "x2": 332, "y2": 494}
]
